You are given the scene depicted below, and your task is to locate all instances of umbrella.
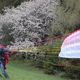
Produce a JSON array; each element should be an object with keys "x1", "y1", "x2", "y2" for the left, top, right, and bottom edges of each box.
[{"x1": 59, "y1": 29, "x2": 80, "y2": 58}]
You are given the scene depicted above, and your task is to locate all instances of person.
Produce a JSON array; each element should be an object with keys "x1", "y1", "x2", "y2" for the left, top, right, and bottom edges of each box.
[{"x1": 0, "y1": 45, "x2": 10, "y2": 80}]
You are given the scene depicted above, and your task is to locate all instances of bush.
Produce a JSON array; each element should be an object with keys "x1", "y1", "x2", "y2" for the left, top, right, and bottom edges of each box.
[
  {"x1": 34, "y1": 59, "x2": 44, "y2": 68},
  {"x1": 63, "y1": 59, "x2": 80, "y2": 80},
  {"x1": 43, "y1": 54, "x2": 61, "y2": 74}
]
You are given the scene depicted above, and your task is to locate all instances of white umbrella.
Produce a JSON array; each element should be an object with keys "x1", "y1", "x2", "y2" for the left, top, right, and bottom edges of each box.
[{"x1": 59, "y1": 29, "x2": 80, "y2": 58}]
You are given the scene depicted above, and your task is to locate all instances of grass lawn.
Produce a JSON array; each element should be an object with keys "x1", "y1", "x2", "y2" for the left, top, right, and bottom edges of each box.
[{"x1": 6, "y1": 61, "x2": 66, "y2": 80}]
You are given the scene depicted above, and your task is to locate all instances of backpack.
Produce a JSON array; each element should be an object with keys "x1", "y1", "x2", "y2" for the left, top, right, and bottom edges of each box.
[{"x1": 0, "y1": 48, "x2": 5, "y2": 63}]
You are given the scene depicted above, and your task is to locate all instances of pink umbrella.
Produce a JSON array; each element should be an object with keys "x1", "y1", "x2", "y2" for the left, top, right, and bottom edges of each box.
[{"x1": 59, "y1": 29, "x2": 80, "y2": 58}]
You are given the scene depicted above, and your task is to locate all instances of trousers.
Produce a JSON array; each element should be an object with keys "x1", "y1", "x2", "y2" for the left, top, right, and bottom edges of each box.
[{"x1": 0, "y1": 62, "x2": 10, "y2": 80}]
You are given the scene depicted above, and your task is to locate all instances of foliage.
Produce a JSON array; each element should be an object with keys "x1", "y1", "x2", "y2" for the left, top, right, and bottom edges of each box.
[
  {"x1": 37, "y1": 39, "x2": 61, "y2": 54},
  {"x1": 0, "y1": 23, "x2": 14, "y2": 45},
  {"x1": 0, "y1": 0, "x2": 58, "y2": 49},
  {"x1": 37, "y1": 45, "x2": 54, "y2": 54},
  {"x1": 51, "y1": 0, "x2": 80, "y2": 36},
  {"x1": 0, "y1": 0, "x2": 32, "y2": 13},
  {"x1": 43, "y1": 54, "x2": 59, "y2": 74},
  {"x1": 33, "y1": 40, "x2": 62, "y2": 74},
  {"x1": 62, "y1": 59, "x2": 80, "y2": 80}
]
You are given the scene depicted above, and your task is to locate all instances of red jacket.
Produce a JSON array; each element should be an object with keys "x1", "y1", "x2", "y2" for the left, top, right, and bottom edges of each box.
[{"x1": 4, "y1": 52, "x2": 9, "y2": 65}]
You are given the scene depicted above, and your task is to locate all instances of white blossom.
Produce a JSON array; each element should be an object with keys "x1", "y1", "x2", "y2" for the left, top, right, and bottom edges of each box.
[{"x1": 0, "y1": 0, "x2": 58, "y2": 49}]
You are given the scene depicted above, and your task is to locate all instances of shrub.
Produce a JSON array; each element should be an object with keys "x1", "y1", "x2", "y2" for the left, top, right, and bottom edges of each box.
[
  {"x1": 63, "y1": 59, "x2": 80, "y2": 80},
  {"x1": 43, "y1": 54, "x2": 61, "y2": 74}
]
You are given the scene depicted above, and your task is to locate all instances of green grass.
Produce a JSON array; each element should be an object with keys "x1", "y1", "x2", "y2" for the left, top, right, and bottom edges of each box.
[{"x1": 6, "y1": 61, "x2": 66, "y2": 80}]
